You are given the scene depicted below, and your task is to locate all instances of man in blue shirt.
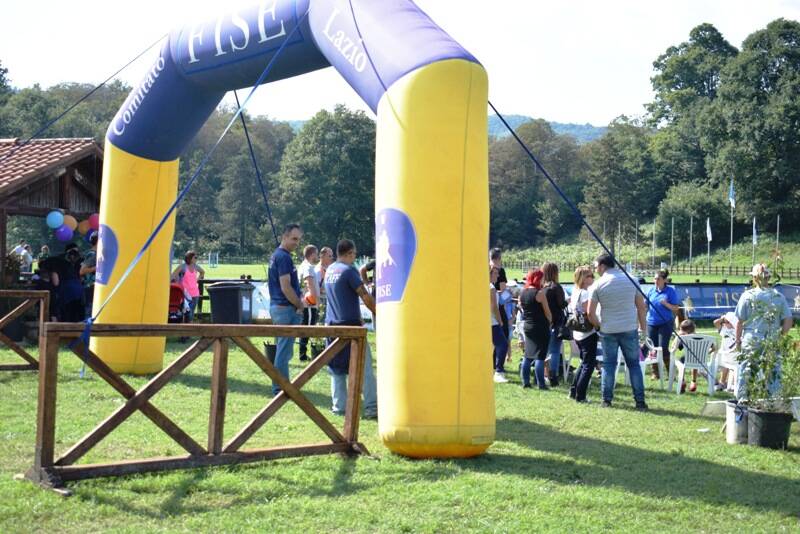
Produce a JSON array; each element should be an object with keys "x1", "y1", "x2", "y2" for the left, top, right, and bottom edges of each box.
[
  {"x1": 645, "y1": 269, "x2": 681, "y2": 380},
  {"x1": 268, "y1": 223, "x2": 304, "y2": 395},
  {"x1": 324, "y1": 239, "x2": 377, "y2": 419}
]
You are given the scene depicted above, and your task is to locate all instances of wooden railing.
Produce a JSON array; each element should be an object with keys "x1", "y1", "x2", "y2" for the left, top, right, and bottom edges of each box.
[
  {"x1": 0, "y1": 290, "x2": 49, "y2": 371},
  {"x1": 25, "y1": 323, "x2": 369, "y2": 490}
]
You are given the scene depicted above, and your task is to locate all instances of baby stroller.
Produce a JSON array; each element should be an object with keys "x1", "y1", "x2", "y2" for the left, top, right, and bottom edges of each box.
[{"x1": 168, "y1": 283, "x2": 190, "y2": 323}]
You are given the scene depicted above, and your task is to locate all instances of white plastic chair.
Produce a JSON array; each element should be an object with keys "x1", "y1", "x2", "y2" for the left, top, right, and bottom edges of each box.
[
  {"x1": 672, "y1": 334, "x2": 718, "y2": 395},
  {"x1": 641, "y1": 338, "x2": 665, "y2": 390},
  {"x1": 615, "y1": 348, "x2": 646, "y2": 387}
]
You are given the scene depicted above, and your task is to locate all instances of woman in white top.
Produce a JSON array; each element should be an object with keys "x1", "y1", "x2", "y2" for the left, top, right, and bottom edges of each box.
[{"x1": 568, "y1": 265, "x2": 598, "y2": 402}]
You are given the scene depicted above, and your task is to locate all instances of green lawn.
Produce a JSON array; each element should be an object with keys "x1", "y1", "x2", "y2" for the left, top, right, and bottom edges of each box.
[{"x1": 1, "y1": 334, "x2": 799, "y2": 533}]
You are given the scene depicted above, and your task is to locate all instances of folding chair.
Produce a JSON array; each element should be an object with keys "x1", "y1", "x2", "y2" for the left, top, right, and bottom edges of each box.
[{"x1": 672, "y1": 334, "x2": 718, "y2": 395}]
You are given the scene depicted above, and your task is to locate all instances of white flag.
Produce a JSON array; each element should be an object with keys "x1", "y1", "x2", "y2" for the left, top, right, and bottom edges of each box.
[
  {"x1": 706, "y1": 218, "x2": 712, "y2": 242},
  {"x1": 753, "y1": 217, "x2": 758, "y2": 245}
]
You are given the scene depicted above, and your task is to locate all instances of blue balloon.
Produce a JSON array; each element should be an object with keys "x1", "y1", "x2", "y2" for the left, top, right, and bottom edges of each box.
[{"x1": 46, "y1": 211, "x2": 64, "y2": 229}]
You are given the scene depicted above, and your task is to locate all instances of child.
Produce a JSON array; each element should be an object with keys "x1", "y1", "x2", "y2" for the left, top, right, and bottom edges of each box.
[{"x1": 713, "y1": 312, "x2": 738, "y2": 391}]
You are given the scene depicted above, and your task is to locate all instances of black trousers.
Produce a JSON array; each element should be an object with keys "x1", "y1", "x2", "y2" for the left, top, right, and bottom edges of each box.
[
  {"x1": 298, "y1": 307, "x2": 319, "y2": 356},
  {"x1": 570, "y1": 333, "x2": 599, "y2": 401}
]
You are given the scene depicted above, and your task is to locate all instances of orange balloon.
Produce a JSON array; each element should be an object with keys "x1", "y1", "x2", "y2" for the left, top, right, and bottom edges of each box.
[
  {"x1": 77, "y1": 220, "x2": 91, "y2": 235},
  {"x1": 63, "y1": 215, "x2": 78, "y2": 230},
  {"x1": 303, "y1": 292, "x2": 317, "y2": 306}
]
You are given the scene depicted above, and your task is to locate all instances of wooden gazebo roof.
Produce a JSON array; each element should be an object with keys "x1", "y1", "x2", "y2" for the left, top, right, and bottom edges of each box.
[{"x1": 0, "y1": 138, "x2": 103, "y2": 217}]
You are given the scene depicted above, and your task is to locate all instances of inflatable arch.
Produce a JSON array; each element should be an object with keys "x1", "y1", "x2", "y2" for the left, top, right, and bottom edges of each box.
[{"x1": 96, "y1": 0, "x2": 493, "y2": 458}]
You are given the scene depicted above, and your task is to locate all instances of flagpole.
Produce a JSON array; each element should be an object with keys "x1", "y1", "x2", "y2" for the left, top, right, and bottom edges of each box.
[
  {"x1": 707, "y1": 218, "x2": 711, "y2": 270},
  {"x1": 634, "y1": 220, "x2": 639, "y2": 269},
  {"x1": 729, "y1": 204, "x2": 734, "y2": 273},
  {"x1": 752, "y1": 216, "x2": 756, "y2": 266},
  {"x1": 652, "y1": 218, "x2": 656, "y2": 268},
  {"x1": 689, "y1": 215, "x2": 693, "y2": 263},
  {"x1": 670, "y1": 217, "x2": 674, "y2": 266},
  {"x1": 776, "y1": 214, "x2": 781, "y2": 251}
]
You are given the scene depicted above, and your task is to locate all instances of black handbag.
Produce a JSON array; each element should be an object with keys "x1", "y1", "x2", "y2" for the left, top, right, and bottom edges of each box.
[
  {"x1": 557, "y1": 324, "x2": 573, "y2": 341},
  {"x1": 566, "y1": 311, "x2": 593, "y2": 333}
]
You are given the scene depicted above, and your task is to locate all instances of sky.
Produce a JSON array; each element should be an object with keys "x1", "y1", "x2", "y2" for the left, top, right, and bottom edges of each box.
[{"x1": 2, "y1": 0, "x2": 799, "y2": 126}]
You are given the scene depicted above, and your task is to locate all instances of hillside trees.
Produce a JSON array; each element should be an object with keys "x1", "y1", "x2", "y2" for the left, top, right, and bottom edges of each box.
[
  {"x1": 701, "y1": 18, "x2": 800, "y2": 229},
  {"x1": 489, "y1": 119, "x2": 586, "y2": 247},
  {"x1": 580, "y1": 119, "x2": 659, "y2": 247},
  {"x1": 272, "y1": 105, "x2": 376, "y2": 253}
]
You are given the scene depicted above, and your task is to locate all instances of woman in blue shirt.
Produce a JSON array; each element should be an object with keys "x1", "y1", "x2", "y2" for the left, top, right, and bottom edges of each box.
[{"x1": 646, "y1": 269, "x2": 681, "y2": 379}]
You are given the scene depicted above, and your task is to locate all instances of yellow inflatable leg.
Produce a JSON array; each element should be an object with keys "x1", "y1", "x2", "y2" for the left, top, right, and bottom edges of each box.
[
  {"x1": 375, "y1": 59, "x2": 494, "y2": 457},
  {"x1": 90, "y1": 142, "x2": 178, "y2": 374}
]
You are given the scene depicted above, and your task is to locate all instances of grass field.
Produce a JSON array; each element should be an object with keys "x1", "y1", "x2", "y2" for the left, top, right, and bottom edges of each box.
[
  {"x1": 1, "y1": 331, "x2": 799, "y2": 532},
  {"x1": 197, "y1": 263, "x2": 800, "y2": 287}
]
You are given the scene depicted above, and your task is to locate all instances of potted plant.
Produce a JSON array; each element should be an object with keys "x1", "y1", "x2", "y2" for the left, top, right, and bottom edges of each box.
[{"x1": 737, "y1": 298, "x2": 799, "y2": 449}]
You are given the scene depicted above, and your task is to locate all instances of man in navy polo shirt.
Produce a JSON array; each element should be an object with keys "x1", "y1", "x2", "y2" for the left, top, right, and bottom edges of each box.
[
  {"x1": 324, "y1": 239, "x2": 377, "y2": 419},
  {"x1": 268, "y1": 223, "x2": 305, "y2": 395}
]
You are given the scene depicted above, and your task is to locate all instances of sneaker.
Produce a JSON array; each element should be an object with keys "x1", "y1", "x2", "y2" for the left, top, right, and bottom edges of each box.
[
  {"x1": 601, "y1": 400, "x2": 612, "y2": 408},
  {"x1": 635, "y1": 402, "x2": 649, "y2": 412},
  {"x1": 331, "y1": 409, "x2": 345, "y2": 416},
  {"x1": 538, "y1": 385, "x2": 550, "y2": 391},
  {"x1": 576, "y1": 398, "x2": 591, "y2": 404},
  {"x1": 299, "y1": 355, "x2": 309, "y2": 362},
  {"x1": 522, "y1": 383, "x2": 532, "y2": 389},
  {"x1": 363, "y1": 412, "x2": 378, "y2": 420},
  {"x1": 689, "y1": 382, "x2": 697, "y2": 392},
  {"x1": 567, "y1": 390, "x2": 576, "y2": 399},
  {"x1": 493, "y1": 372, "x2": 509, "y2": 383}
]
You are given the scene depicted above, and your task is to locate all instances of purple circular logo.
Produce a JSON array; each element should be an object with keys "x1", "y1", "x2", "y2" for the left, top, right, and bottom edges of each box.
[
  {"x1": 375, "y1": 208, "x2": 417, "y2": 304},
  {"x1": 95, "y1": 224, "x2": 118, "y2": 286}
]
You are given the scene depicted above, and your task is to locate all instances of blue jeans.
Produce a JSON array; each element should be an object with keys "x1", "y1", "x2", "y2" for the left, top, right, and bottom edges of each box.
[
  {"x1": 330, "y1": 342, "x2": 377, "y2": 416},
  {"x1": 647, "y1": 322, "x2": 673, "y2": 372},
  {"x1": 270, "y1": 304, "x2": 303, "y2": 395},
  {"x1": 492, "y1": 324, "x2": 509, "y2": 373},
  {"x1": 600, "y1": 330, "x2": 645, "y2": 403},
  {"x1": 548, "y1": 328, "x2": 562, "y2": 376}
]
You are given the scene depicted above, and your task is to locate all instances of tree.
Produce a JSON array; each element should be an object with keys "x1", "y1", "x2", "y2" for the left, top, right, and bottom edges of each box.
[
  {"x1": 272, "y1": 105, "x2": 376, "y2": 253},
  {"x1": 0, "y1": 60, "x2": 12, "y2": 107},
  {"x1": 701, "y1": 18, "x2": 800, "y2": 229},
  {"x1": 489, "y1": 119, "x2": 587, "y2": 247},
  {"x1": 580, "y1": 118, "x2": 660, "y2": 249},
  {"x1": 654, "y1": 182, "x2": 730, "y2": 259},
  {"x1": 649, "y1": 23, "x2": 738, "y2": 124},
  {"x1": 648, "y1": 24, "x2": 738, "y2": 187}
]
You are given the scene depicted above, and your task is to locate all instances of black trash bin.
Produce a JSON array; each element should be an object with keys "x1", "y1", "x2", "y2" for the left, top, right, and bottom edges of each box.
[{"x1": 207, "y1": 281, "x2": 255, "y2": 324}]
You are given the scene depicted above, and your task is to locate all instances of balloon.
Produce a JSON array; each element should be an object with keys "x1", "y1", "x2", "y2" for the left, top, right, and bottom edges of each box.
[
  {"x1": 88, "y1": 213, "x2": 100, "y2": 230},
  {"x1": 63, "y1": 215, "x2": 78, "y2": 230},
  {"x1": 77, "y1": 220, "x2": 91, "y2": 235},
  {"x1": 54, "y1": 224, "x2": 73, "y2": 242},
  {"x1": 46, "y1": 211, "x2": 64, "y2": 229},
  {"x1": 303, "y1": 292, "x2": 317, "y2": 306}
]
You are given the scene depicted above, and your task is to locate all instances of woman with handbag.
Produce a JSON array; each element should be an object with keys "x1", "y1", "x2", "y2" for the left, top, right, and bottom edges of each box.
[
  {"x1": 542, "y1": 262, "x2": 568, "y2": 386},
  {"x1": 568, "y1": 265, "x2": 598, "y2": 402},
  {"x1": 519, "y1": 269, "x2": 553, "y2": 389}
]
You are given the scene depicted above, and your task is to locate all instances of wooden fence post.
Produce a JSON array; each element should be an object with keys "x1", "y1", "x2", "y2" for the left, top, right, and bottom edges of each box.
[
  {"x1": 343, "y1": 336, "x2": 366, "y2": 447},
  {"x1": 28, "y1": 328, "x2": 59, "y2": 484},
  {"x1": 208, "y1": 337, "x2": 228, "y2": 455}
]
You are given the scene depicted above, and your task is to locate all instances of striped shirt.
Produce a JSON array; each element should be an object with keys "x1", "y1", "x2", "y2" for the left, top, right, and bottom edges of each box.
[{"x1": 588, "y1": 268, "x2": 639, "y2": 334}]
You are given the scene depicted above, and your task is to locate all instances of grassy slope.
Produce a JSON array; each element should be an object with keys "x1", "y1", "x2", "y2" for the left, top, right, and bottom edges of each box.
[{"x1": 1, "y1": 333, "x2": 798, "y2": 533}]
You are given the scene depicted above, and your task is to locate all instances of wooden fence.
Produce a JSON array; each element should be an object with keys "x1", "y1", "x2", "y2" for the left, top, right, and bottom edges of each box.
[
  {"x1": 25, "y1": 323, "x2": 369, "y2": 490},
  {"x1": 504, "y1": 261, "x2": 800, "y2": 279},
  {"x1": 0, "y1": 290, "x2": 49, "y2": 371}
]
